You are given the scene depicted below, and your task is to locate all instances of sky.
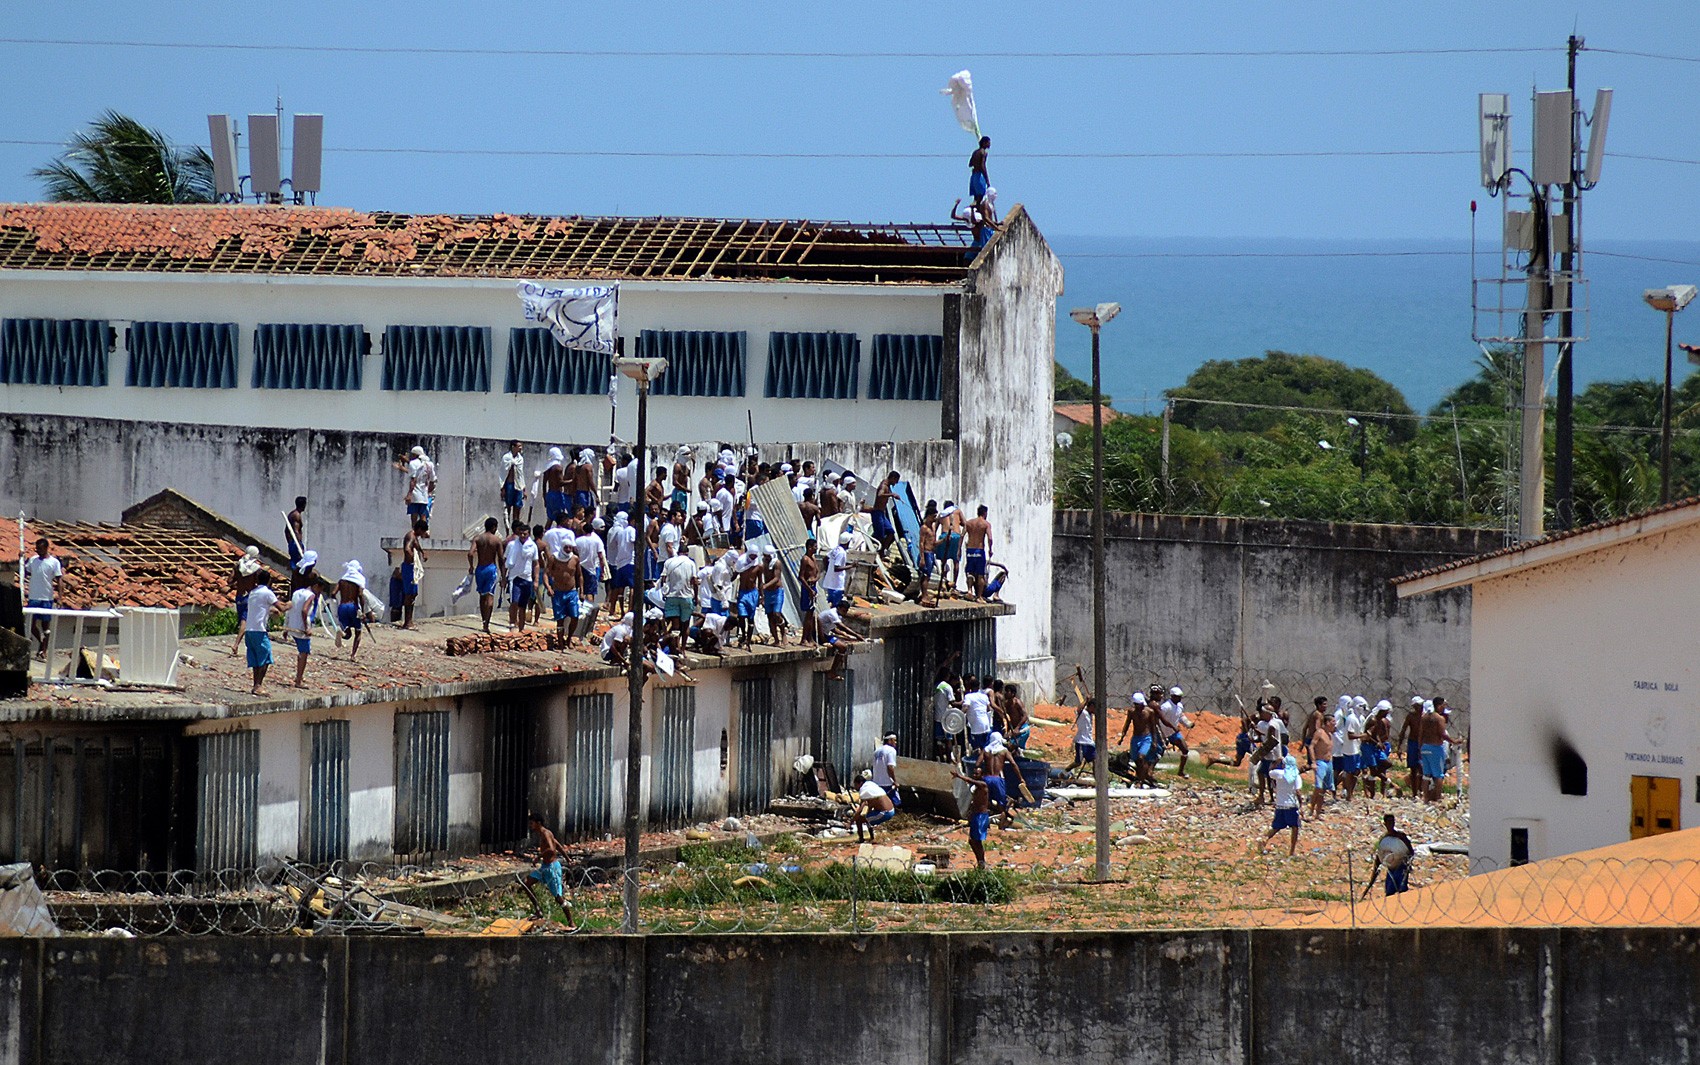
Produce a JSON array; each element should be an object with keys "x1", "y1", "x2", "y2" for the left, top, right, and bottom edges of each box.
[{"x1": 7, "y1": 1, "x2": 1700, "y2": 243}]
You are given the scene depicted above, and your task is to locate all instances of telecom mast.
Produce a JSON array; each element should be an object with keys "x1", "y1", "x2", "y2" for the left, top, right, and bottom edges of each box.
[{"x1": 1473, "y1": 36, "x2": 1612, "y2": 543}]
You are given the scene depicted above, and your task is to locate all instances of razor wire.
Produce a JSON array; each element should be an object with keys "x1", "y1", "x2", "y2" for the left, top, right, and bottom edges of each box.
[{"x1": 32, "y1": 851, "x2": 1700, "y2": 936}]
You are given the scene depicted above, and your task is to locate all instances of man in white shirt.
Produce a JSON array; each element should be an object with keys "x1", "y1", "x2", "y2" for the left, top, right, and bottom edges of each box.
[
  {"x1": 1259, "y1": 755, "x2": 1305, "y2": 856},
  {"x1": 871, "y1": 732, "x2": 900, "y2": 806},
  {"x1": 574, "y1": 522, "x2": 607, "y2": 604},
  {"x1": 1069, "y1": 699, "x2": 1096, "y2": 772},
  {"x1": 962, "y1": 674, "x2": 993, "y2": 750},
  {"x1": 933, "y1": 670, "x2": 961, "y2": 759},
  {"x1": 400, "y1": 445, "x2": 435, "y2": 520},
  {"x1": 658, "y1": 509, "x2": 684, "y2": 559},
  {"x1": 23, "y1": 537, "x2": 62, "y2": 659},
  {"x1": 1333, "y1": 696, "x2": 1364, "y2": 802},
  {"x1": 283, "y1": 582, "x2": 319, "y2": 688},
  {"x1": 600, "y1": 612, "x2": 634, "y2": 666},
  {"x1": 713, "y1": 477, "x2": 736, "y2": 537},
  {"x1": 501, "y1": 440, "x2": 527, "y2": 531},
  {"x1": 660, "y1": 549, "x2": 697, "y2": 637},
  {"x1": 1157, "y1": 686, "x2": 1192, "y2": 779},
  {"x1": 612, "y1": 450, "x2": 636, "y2": 515},
  {"x1": 243, "y1": 572, "x2": 282, "y2": 696},
  {"x1": 504, "y1": 525, "x2": 540, "y2": 632},
  {"x1": 822, "y1": 532, "x2": 851, "y2": 608},
  {"x1": 605, "y1": 512, "x2": 638, "y2": 613}
]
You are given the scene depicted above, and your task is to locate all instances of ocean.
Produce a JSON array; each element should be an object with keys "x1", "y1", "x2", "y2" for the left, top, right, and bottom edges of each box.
[{"x1": 1049, "y1": 236, "x2": 1700, "y2": 416}]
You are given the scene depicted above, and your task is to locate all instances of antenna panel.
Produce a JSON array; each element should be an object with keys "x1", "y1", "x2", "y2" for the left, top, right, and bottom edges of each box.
[
  {"x1": 248, "y1": 113, "x2": 282, "y2": 196},
  {"x1": 1531, "y1": 90, "x2": 1573, "y2": 186},
  {"x1": 292, "y1": 114, "x2": 323, "y2": 193},
  {"x1": 206, "y1": 115, "x2": 239, "y2": 198},
  {"x1": 1478, "y1": 93, "x2": 1510, "y2": 190},
  {"x1": 1583, "y1": 88, "x2": 1613, "y2": 185}
]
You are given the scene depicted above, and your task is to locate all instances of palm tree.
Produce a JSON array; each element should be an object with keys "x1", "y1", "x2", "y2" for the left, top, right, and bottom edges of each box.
[{"x1": 32, "y1": 110, "x2": 215, "y2": 204}]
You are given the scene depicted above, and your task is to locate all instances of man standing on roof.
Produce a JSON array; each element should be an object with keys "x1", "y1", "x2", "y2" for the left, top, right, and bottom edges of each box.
[
  {"x1": 505, "y1": 524, "x2": 538, "y2": 633},
  {"x1": 936, "y1": 502, "x2": 963, "y2": 597},
  {"x1": 571, "y1": 448, "x2": 598, "y2": 518},
  {"x1": 398, "y1": 446, "x2": 435, "y2": 520},
  {"x1": 963, "y1": 504, "x2": 993, "y2": 601},
  {"x1": 228, "y1": 546, "x2": 262, "y2": 658},
  {"x1": 659, "y1": 542, "x2": 697, "y2": 641},
  {"x1": 870, "y1": 471, "x2": 900, "y2": 553},
  {"x1": 469, "y1": 517, "x2": 504, "y2": 635},
  {"x1": 671, "y1": 446, "x2": 695, "y2": 516},
  {"x1": 243, "y1": 570, "x2": 283, "y2": 696},
  {"x1": 501, "y1": 440, "x2": 526, "y2": 531},
  {"x1": 336, "y1": 560, "x2": 368, "y2": 659},
  {"x1": 285, "y1": 496, "x2": 307, "y2": 569},
  {"x1": 760, "y1": 546, "x2": 788, "y2": 646},
  {"x1": 23, "y1": 537, "x2": 62, "y2": 661},
  {"x1": 535, "y1": 447, "x2": 569, "y2": 521},
  {"x1": 574, "y1": 518, "x2": 607, "y2": 609},
  {"x1": 969, "y1": 135, "x2": 992, "y2": 213},
  {"x1": 822, "y1": 532, "x2": 851, "y2": 608},
  {"x1": 400, "y1": 517, "x2": 427, "y2": 630},
  {"x1": 284, "y1": 573, "x2": 319, "y2": 689},
  {"x1": 605, "y1": 511, "x2": 637, "y2": 615}
]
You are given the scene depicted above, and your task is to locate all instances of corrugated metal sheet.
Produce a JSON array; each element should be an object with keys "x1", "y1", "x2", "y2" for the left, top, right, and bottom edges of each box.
[
  {"x1": 483, "y1": 701, "x2": 533, "y2": 848},
  {"x1": 884, "y1": 632, "x2": 931, "y2": 757},
  {"x1": 565, "y1": 694, "x2": 614, "y2": 838},
  {"x1": 197, "y1": 730, "x2": 258, "y2": 872},
  {"x1": 504, "y1": 327, "x2": 610, "y2": 395},
  {"x1": 640, "y1": 329, "x2": 746, "y2": 397},
  {"x1": 381, "y1": 324, "x2": 491, "y2": 392},
  {"x1": 652, "y1": 687, "x2": 696, "y2": 826},
  {"x1": 252, "y1": 323, "x2": 366, "y2": 390},
  {"x1": 0, "y1": 733, "x2": 176, "y2": 871},
  {"x1": 303, "y1": 720, "x2": 350, "y2": 866},
  {"x1": 394, "y1": 711, "x2": 450, "y2": 858},
  {"x1": 126, "y1": 320, "x2": 237, "y2": 388},
  {"x1": 733, "y1": 678, "x2": 774, "y2": 815},
  {"x1": 868, "y1": 334, "x2": 943, "y2": 401},
  {"x1": 765, "y1": 331, "x2": 860, "y2": 399},
  {"x1": 0, "y1": 317, "x2": 110, "y2": 386},
  {"x1": 962, "y1": 619, "x2": 998, "y2": 682},
  {"x1": 745, "y1": 479, "x2": 812, "y2": 633},
  {"x1": 813, "y1": 670, "x2": 857, "y2": 785}
]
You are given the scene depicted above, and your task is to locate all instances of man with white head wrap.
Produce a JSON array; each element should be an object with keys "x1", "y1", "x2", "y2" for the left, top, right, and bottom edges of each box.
[
  {"x1": 396, "y1": 446, "x2": 436, "y2": 520},
  {"x1": 759, "y1": 545, "x2": 789, "y2": 646},
  {"x1": 822, "y1": 531, "x2": 851, "y2": 607},
  {"x1": 228, "y1": 545, "x2": 263, "y2": 657},
  {"x1": 671, "y1": 446, "x2": 694, "y2": 515},
  {"x1": 534, "y1": 447, "x2": 570, "y2": 519},
  {"x1": 571, "y1": 448, "x2": 598, "y2": 517},
  {"x1": 1418, "y1": 699, "x2": 1455, "y2": 803},
  {"x1": 1333, "y1": 695, "x2": 1364, "y2": 802},
  {"x1": 605, "y1": 511, "x2": 638, "y2": 613},
  {"x1": 335, "y1": 560, "x2": 369, "y2": 660},
  {"x1": 1259, "y1": 755, "x2": 1304, "y2": 856},
  {"x1": 611, "y1": 448, "x2": 637, "y2": 516},
  {"x1": 732, "y1": 547, "x2": 763, "y2": 649}
]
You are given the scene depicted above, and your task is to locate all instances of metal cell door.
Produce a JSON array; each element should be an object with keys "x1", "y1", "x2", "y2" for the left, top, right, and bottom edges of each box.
[
  {"x1": 196, "y1": 730, "x2": 259, "y2": 871},
  {"x1": 303, "y1": 720, "x2": 350, "y2": 866},
  {"x1": 734, "y1": 678, "x2": 774, "y2": 815},
  {"x1": 813, "y1": 670, "x2": 857, "y2": 786},
  {"x1": 565, "y1": 694, "x2": 614, "y2": 838},
  {"x1": 484, "y1": 701, "x2": 534, "y2": 848},
  {"x1": 961, "y1": 619, "x2": 997, "y2": 682},
  {"x1": 395, "y1": 711, "x2": 450, "y2": 859},
  {"x1": 652, "y1": 687, "x2": 696, "y2": 826},
  {"x1": 884, "y1": 632, "x2": 930, "y2": 758}
]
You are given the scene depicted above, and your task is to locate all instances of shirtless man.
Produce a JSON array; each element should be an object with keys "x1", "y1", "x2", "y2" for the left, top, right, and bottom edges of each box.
[
  {"x1": 646, "y1": 465, "x2": 669, "y2": 517},
  {"x1": 400, "y1": 517, "x2": 427, "y2": 629},
  {"x1": 760, "y1": 548, "x2": 788, "y2": 646},
  {"x1": 798, "y1": 488, "x2": 823, "y2": 538},
  {"x1": 917, "y1": 507, "x2": 940, "y2": 604},
  {"x1": 285, "y1": 496, "x2": 308, "y2": 568},
  {"x1": 671, "y1": 447, "x2": 694, "y2": 516},
  {"x1": 948, "y1": 766, "x2": 993, "y2": 869},
  {"x1": 1116, "y1": 692, "x2": 1158, "y2": 787},
  {"x1": 1395, "y1": 696, "x2": 1426, "y2": 796},
  {"x1": 545, "y1": 541, "x2": 582, "y2": 647},
  {"x1": 1362, "y1": 702, "x2": 1394, "y2": 798},
  {"x1": 1003, "y1": 682, "x2": 1030, "y2": 754},
  {"x1": 786, "y1": 539, "x2": 817, "y2": 646},
  {"x1": 963, "y1": 505, "x2": 993, "y2": 601},
  {"x1": 936, "y1": 503, "x2": 965, "y2": 598},
  {"x1": 537, "y1": 447, "x2": 570, "y2": 520},
  {"x1": 733, "y1": 548, "x2": 762, "y2": 650},
  {"x1": 871, "y1": 471, "x2": 900, "y2": 553},
  {"x1": 519, "y1": 814, "x2": 575, "y2": 927},
  {"x1": 854, "y1": 770, "x2": 897, "y2": 843},
  {"x1": 467, "y1": 518, "x2": 504, "y2": 634},
  {"x1": 571, "y1": 450, "x2": 598, "y2": 519},
  {"x1": 335, "y1": 563, "x2": 367, "y2": 660},
  {"x1": 1308, "y1": 713, "x2": 1335, "y2": 816},
  {"x1": 1418, "y1": 700, "x2": 1455, "y2": 802},
  {"x1": 979, "y1": 732, "x2": 1014, "y2": 827}
]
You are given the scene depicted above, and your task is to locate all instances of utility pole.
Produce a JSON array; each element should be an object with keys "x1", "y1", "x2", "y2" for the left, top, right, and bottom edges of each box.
[
  {"x1": 1554, "y1": 34, "x2": 1581, "y2": 530},
  {"x1": 1519, "y1": 183, "x2": 1550, "y2": 542}
]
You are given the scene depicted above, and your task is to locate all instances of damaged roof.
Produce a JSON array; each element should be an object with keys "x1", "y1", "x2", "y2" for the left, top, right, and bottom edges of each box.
[
  {"x1": 2, "y1": 515, "x2": 262, "y2": 610},
  {"x1": 0, "y1": 203, "x2": 976, "y2": 285}
]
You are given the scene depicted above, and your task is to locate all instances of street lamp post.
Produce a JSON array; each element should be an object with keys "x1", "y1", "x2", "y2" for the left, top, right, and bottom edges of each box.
[
  {"x1": 614, "y1": 355, "x2": 668, "y2": 933},
  {"x1": 1643, "y1": 287, "x2": 1696, "y2": 504},
  {"x1": 1068, "y1": 302, "x2": 1120, "y2": 884},
  {"x1": 1346, "y1": 417, "x2": 1367, "y2": 481}
]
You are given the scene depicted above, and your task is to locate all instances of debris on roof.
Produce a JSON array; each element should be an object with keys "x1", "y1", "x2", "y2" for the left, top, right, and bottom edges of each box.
[
  {"x1": 0, "y1": 203, "x2": 976, "y2": 285},
  {"x1": 2, "y1": 514, "x2": 261, "y2": 610}
]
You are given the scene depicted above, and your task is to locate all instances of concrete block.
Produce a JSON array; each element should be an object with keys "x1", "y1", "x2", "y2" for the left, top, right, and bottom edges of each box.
[
  {"x1": 645, "y1": 934, "x2": 941, "y2": 1065},
  {"x1": 949, "y1": 931, "x2": 1248, "y2": 1065},
  {"x1": 1251, "y1": 928, "x2": 1549, "y2": 1065},
  {"x1": 38, "y1": 938, "x2": 341, "y2": 1065},
  {"x1": 1562, "y1": 927, "x2": 1700, "y2": 1064},
  {"x1": 345, "y1": 936, "x2": 642, "y2": 1065}
]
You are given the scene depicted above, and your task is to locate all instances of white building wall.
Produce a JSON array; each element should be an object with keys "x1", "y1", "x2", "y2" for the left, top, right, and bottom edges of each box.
[{"x1": 1469, "y1": 520, "x2": 1700, "y2": 868}]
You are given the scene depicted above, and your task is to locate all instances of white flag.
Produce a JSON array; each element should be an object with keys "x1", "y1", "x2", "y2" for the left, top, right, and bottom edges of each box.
[
  {"x1": 516, "y1": 281, "x2": 619, "y2": 355},
  {"x1": 607, "y1": 371, "x2": 619, "y2": 409},
  {"x1": 941, "y1": 70, "x2": 980, "y2": 137}
]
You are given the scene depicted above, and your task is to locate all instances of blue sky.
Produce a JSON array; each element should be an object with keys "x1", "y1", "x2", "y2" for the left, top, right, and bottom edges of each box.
[{"x1": 5, "y1": 1, "x2": 1700, "y2": 241}]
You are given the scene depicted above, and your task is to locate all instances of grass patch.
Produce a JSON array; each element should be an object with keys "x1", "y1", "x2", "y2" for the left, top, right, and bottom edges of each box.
[
  {"x1": 933, "y1": 868, "x2": 1018, "y2": 904},
  {"x1": 677, "y1": 841, "x2": 765, "y2": 867}
]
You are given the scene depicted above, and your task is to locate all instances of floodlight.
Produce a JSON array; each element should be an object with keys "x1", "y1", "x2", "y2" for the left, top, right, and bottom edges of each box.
[
  {"x1": 1055, "y1": 432, "x2": 1074, "y2": 450},
  {"x1": 1069, "y1": 303, "x2": 1122, "y2": 329},
  {"x1": 1346, "y1": 417, "x2": 1361, "y2": 427},
  {"x1": 614, "y1": 357, "x2": 668, "y2": 384},
  {"x1": 1318, "y1": 440, "x2": 1334, "y2": 451},
  {"x1": 1583, "y1": 89, "x2": 1613, "y2": 186},
  {"x1": 1643, "y1": 286, "x2": 1698, "y2": 313}
]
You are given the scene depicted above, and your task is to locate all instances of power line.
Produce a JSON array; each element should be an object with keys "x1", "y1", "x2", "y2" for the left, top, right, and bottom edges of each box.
[
  {"x1": 1587, "y1": 46, "x2": 1700, "y2": 65},
  {"x1": 1589, "y1": 250, "x2": 1700, "y2": 267},
  {"x1": 1063, "y1": 250, "x2": 1465, "y2": 260},
  {"x1": 0, "y1": 37, "x2": 1563, "y2": 60}
]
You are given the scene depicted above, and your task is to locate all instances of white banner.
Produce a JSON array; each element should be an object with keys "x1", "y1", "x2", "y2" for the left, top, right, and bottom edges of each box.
[
  {"x1": 941, "y1": 70, "x2": 980, "y2": 137},
  {"x1": 516, "y1": 281, "x2": 619, "y2": 355}
]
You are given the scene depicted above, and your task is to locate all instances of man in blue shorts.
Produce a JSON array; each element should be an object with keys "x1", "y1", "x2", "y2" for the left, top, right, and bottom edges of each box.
[
  {"x1": 468, "y1": 518, "x2": 504, "y2": 634},
  {"x1": 1259, "y1": 755, "x2": 1304, "y2": 856},
  {"x1": 759, "y1": 546, "x2": 788, "y2": 646},
  {"x1": 519, "y1": 814, "x2": 575, "y2": 927},
  {"x1": 1366, "y1": 814, "x2": 1415, "y2": 897},
  {"x1": 335, "y1": 560, "x2": 368, "y2": 660},
  {"x1": 855, "y1": 771, "x2": 897, "y2": 842},
  {"x1": 949, "y1": 766, "x2": 993, "y2": 870},
  {"x1": 1418, "y1": 700, "x2": 1453, "y2": 802},
  {"x1": 242, "y1": 571, "x2": 281, "y2": 695},
  {"x1": 23, "y1": 537, "x2": 63, "y2": 660},
  {"x1": 963, "y1": 504, "x2": 993, "y2": 601}
]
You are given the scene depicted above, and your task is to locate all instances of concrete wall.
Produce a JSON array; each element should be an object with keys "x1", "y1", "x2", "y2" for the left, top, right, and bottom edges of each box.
[
  {"x1": 0, "y1": 274, "x2": 947, "y2": 444},
  {"x1": 957, "y1": 209, "x2": 1065, "y2": 697},
  {"x1": 3, "y1": 928, "x2": 1698, "y2": 1064},
  {"x1": 1468, "y1": 519, "x2": 1700, "y2": 868},
  {"x1": 1051, "y1": 511, "x2": 1499, "y2": 720}
]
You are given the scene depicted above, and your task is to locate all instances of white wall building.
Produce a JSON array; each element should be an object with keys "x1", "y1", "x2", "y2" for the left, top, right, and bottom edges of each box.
[
  {"x1": 0, "y1": 204, "x2": 1062, "y2": 693},
  {"x1": 1397, "y1": 501, "x2": 1700, "y2": 869}
]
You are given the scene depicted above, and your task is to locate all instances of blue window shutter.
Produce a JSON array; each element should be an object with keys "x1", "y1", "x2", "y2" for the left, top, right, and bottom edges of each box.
[
  {"x1": 640, "y1": 330, "x2": 747, "y2": 397},
  {"x1": 253, "y1": 324, "x2": 366, "y2": 390},
  {"x1": 0, "y1": 318, "x2": 111, "y2": 386},
  {"x1": 869, "y1": 334, "x2": 943, "y2": 401},
  {"x1": 765, "y1": 332, "x2": 860, "y2": 399},
  {"x1": 504, "y1": 328, "x2": 609, "y2": 394},
  {"x1": 382, "y1": 326, "x2": 491, "y2": 392},
  {"x1": 126, "y1": 321, "x2": 237, "y2": 388}
]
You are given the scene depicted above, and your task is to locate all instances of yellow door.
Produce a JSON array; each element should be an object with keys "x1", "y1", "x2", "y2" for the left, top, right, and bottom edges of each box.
[{"x1": 1630, "y1": 775, "x2": 1682, "y2": 839}]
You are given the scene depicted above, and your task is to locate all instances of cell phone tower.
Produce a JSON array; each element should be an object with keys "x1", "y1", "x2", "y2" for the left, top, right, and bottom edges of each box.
[{"x1": 1472, "y1": 36, "x2": 1612, "y2": 543}]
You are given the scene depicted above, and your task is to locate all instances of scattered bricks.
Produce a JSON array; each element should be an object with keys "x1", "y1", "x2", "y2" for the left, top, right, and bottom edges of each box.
[{"x1": 445, "y1": 631, "x2": 571, "y2": 657}]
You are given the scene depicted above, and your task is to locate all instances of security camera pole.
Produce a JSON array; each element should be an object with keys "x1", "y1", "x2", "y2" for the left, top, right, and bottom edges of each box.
[
  {"x1": 616, "y1": 354, "x2": 667, "y2": 932},
  {"x1": 1069, "y1": 302, "x2": 1120, "y2": 882}
]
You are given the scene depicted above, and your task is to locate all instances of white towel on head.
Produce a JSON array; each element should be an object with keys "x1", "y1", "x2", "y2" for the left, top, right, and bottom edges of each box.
[{"x1": 340, "y1": 560, "x2": 367, "y2": 590}]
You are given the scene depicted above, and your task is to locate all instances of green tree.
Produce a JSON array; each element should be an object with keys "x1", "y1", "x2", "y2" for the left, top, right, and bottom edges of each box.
[
  {"x1": 1167, "y1": 351, "x2": 1416, "y2": 442},
  {"x1": 1054, "y1": 360, "x2": 1106, "y2": 404},
  {"x1": 33, "y1": 110, "x2": 215, "y2": 204},
  {"x1": 1430, "y1": 346, "x2": 1519, "y2": 416}
]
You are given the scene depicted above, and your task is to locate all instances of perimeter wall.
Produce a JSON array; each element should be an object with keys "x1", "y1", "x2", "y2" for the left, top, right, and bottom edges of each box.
[{"x1": 0, "y1": 928, "x2": 1690, "y2": 1064}]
